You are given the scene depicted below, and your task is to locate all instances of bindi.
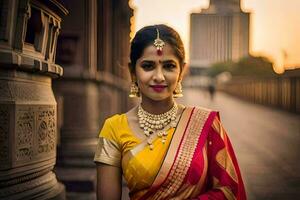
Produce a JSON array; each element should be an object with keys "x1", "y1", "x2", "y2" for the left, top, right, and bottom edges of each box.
[{"x1": 153, "y1": 28, "x2": 165, "y2": 56}]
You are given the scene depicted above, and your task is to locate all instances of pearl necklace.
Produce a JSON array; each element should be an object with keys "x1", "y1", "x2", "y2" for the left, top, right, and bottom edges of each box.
[{"x1": 137, "y1": 103, "x2": 179, "y2": 150}]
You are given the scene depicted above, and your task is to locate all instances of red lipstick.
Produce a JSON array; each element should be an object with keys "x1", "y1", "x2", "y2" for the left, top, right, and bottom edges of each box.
[{"x1": 150, "y1": 85, "x2": 167, "y2": 92}]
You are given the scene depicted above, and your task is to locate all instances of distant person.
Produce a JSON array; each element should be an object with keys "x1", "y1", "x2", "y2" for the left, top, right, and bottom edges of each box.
[
  {"x1": 208, "y1": 82, "x2": 216, "y2": 100},
  {"x1": 94, "y1": 24, "x2": 246, "y2": 200}
]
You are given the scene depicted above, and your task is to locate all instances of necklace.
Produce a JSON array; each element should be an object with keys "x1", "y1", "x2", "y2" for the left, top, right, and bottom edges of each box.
[{"x1": 137, "y1": 103, "x2": 179, "y2": 150}]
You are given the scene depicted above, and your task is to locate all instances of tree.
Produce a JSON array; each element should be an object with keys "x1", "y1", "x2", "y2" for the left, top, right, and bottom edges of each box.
[{"x1": 206, "y1": 55, "x2": 276, "y2": 77}]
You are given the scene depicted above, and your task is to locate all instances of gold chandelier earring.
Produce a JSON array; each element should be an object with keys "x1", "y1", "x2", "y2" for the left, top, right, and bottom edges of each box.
[
  {"x1": 173, "y1": 81, "x2": 183, "y2": 98},
  {"x1": 129, "y1": 82, "x2": 140, "y2": 98}
]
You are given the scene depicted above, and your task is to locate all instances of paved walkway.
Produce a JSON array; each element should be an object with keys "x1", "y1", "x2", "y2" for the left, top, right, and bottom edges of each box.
[{"x1": 177, "y1": 88, "x2": 300, "y2": 200}]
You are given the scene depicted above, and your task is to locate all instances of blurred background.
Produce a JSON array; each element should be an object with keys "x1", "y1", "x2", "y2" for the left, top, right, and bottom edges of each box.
[
  {"x1": 0, "y1": 0, "x2": 299, "y2": 199},
  {"x1": 132, "y1": 1, "x2": 300, "y2": 200}
]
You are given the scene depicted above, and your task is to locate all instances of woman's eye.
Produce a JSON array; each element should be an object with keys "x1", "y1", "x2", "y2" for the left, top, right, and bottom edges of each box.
[
  {"x1": 141, "y1": 63, "x2": 154, "y2": 70},
  {"x1": 164, "y1": 63, "x2": 176, "y2": 70}
]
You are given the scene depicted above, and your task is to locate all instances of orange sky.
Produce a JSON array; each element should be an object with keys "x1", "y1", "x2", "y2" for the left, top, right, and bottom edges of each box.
[{"x1": 131, "y1": 0, "x2": 300, "y2": 73}]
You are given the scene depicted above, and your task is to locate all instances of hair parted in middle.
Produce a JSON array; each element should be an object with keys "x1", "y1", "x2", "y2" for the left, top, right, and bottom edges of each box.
[{"x1": 129, "y1": 24, "x2": 186, "y2": 74}]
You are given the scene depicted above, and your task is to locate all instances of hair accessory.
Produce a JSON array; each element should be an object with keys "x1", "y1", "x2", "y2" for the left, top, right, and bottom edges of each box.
[
  {"x1": 137, "y1": 103, "x2": 178, "y2": 150},
  {"x1": 154, "y1": 28, "x2": 165, "y2": 56},
  {"x1": 173, "y1": 81, "x2": 183, "y2": 98},
  {"x1": 129, "y1": 82, "x2": 139, "y2": 98}
]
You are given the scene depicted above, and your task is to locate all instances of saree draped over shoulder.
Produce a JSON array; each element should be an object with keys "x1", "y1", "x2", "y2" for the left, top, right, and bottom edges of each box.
[{"x1": 94, "y1": 107, "x2": 246, "y2": 200}]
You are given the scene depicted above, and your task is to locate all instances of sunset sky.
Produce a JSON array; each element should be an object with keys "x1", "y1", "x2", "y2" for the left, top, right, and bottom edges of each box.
[{"x1": 131, "y1": 0, "x2": 300, "y2": 73}]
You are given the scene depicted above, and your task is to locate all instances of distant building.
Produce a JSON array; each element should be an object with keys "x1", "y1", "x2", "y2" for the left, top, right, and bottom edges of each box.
[{"x1": 190, "y1": 0, "x2": 250, "y2": 74}]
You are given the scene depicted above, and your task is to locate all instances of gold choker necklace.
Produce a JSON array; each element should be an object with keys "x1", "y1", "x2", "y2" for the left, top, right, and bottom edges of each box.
[{"x1": 137, "y1": 103, "x2": 178, "y2": 150}]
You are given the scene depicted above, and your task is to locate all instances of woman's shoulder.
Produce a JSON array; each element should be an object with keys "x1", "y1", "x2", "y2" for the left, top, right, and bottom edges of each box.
[
  {"x1": 106, "y1": 113, "x2": 125, "y2": 121},
  {"x1": 183, "y1": 105, "x2": 220, "y2": 128},
  {"x1": 186, "y1": 107, "x2": 225, "y2": 138},
  {"x1": 184, "y1": 105, "x2": 218, "y2": 115},
  {"x1": 186, "y1": 106, "x2": 223, "y2": 134},
  {"x1": 104, "y1": 113, "x2": 127, "y2": 128},
  {"x1": 99, "y1": 113, "x2": 128, "y2": 139}
]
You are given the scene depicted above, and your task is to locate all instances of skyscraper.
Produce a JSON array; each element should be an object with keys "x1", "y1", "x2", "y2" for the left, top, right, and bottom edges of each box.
[{"x1": 190, "y1": 0, "x2": 250, "y2": 74}]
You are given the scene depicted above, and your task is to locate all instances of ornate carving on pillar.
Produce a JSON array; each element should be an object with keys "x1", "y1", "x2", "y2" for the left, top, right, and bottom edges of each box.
[
  {"x1": 0, "y1": 73, "x2": 65, "y2": 199},
  {"x1": 1, "y1": 0, "x2": 67, "y2": 76},
  {"x1": 14, "y1": 105, "x2": 56, "y2": 163},
  {"x1": 0, "y1": 0, "x2": 68, "y2": 199},
  {"x1": 0, "y1": 105, "x2": 9, "y2": 164}
]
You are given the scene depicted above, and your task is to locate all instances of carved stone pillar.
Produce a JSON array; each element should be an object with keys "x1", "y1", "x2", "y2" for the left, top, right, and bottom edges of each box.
[{"x1": 0, "y1": 0, "x2": 68, "y2": 199}]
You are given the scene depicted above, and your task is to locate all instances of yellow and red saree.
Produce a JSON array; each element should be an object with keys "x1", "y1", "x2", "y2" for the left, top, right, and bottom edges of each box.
[{"x1": 94, "y1": 107, "x2": 246, "y2": 200}]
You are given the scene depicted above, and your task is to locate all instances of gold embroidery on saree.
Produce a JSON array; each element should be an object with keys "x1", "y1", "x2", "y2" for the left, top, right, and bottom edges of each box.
[
  {"x1": 216, "y1": 148, "x2": 238, "y2": 183},
  {"x1": 189, "y1": 146, "x2": 208, "y2": 197},
  {"x1": 212, "y1": 117, "x2": 225, "y2": 140},
  {"x1": 149, "y1": 108, "x2": 192, "y2": 189},
  {"x1": 213, "y1": 177, "x2": 236, "y2": 200},
  {"x1": 152, "y1": 108, "x2": 210, "y2": 199},
  {"x1": 172, "y1": 146, "x2": 209, "y2": 200}
]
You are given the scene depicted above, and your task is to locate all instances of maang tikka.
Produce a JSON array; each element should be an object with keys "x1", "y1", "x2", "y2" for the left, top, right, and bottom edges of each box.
[{"x1": 154, "y1": 28, "x2": 165, "y2": 55}]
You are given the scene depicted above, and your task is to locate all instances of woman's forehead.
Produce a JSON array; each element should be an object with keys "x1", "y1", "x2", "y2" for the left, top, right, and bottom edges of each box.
[{"x1": 139, "y1": 43, "x2": 178, "y2": 61}]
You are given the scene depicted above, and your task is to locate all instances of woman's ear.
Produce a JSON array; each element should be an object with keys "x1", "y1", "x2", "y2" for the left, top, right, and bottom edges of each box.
[
  {"x1": 130, "y1": 73, "x2": 137, "y2": 83},
  {"x1": 128, "y1": 62, "x2": 136, "y2": 82},
  {"x1": 179, "y1": 62, "x2": 188, "y2": 80}
]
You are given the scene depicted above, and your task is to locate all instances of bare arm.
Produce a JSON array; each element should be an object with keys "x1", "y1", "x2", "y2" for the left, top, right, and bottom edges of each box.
[{"x1": 96, "y1": 163, "x2": 122, "y2": 200}]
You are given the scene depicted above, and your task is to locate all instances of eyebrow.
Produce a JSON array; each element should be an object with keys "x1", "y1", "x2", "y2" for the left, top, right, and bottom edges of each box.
[{"x1": 141, "y1": 59, "x2": 177, "y2": 64}]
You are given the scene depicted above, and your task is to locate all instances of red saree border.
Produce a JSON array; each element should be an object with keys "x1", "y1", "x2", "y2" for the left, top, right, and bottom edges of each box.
[
  {"x1": 139, "y1": 107, "x2": 215, "y2": 200},
  {"x1": 183, "y1": 111, "x2": 218, "y2": 191},
  {"x1": 155, "y1": 107, "x2": 194, "y2": 187}
]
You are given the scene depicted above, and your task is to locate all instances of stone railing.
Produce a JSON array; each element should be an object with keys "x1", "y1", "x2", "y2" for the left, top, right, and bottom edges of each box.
[{"x1": 220, "y1": 75, "x2": 300, "y2": 114}]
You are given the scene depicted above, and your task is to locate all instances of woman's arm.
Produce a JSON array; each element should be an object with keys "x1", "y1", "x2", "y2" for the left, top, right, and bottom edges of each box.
[{"x1": 96, "y1": 163, "x2": 122, "y2": 200}]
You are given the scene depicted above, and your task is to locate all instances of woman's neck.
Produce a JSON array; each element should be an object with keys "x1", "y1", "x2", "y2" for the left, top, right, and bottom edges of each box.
[{"x1": 140, "y1": 97, "x2": 175, "y2": 115}]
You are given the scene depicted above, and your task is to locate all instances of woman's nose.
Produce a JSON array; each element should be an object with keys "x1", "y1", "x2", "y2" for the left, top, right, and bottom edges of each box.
[{"x1": 153, "y1": 67, "x2": 165, "y2": 82}]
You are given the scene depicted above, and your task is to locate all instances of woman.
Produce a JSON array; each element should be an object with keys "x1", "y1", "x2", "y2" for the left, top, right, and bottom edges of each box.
[{"x1": 94, "y1": 24, "x2": 246, "y2": 200}]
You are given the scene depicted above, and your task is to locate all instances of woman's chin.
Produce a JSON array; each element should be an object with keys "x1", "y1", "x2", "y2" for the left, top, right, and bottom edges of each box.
[{"x1": 142, "y1": 93, "x2": 173, "y2": 102}]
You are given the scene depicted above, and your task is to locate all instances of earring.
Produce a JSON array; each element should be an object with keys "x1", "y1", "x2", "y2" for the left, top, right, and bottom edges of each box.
[
  {"x1": 173, "y1": 81, "x2": 183, "y2": 98},
  {"x1": 129, "y1": 82, "x2": 139, "y2": 98}
]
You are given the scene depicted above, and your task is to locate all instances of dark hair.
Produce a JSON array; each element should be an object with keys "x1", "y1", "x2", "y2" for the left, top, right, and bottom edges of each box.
[{"x1": 129, "y1": 24, "x2": 185, "y2": 73}]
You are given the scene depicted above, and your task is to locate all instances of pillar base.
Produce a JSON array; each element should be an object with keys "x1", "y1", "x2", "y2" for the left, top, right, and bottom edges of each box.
[
  {"x1": 0, "y1": 172, "x2": 66, "y2": 200},
  {"x1": 55, "y1": 167, "x2": 96, "y2": 200}
]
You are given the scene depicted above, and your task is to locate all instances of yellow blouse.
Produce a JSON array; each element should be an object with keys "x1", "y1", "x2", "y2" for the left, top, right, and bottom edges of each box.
[
  {"x1": 94, "y1": 114, "x2": 175, "y2": 195},
  {"x1": 94, "y1": 110, "x2": 246, "y2": 200}
]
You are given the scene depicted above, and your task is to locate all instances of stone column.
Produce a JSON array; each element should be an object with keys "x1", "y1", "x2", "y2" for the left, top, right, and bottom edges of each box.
[
  {"x1": 53, "y1": 0, "x2": 134, "y2": 199},
  {"x1": 0, "y1": 0, "x2": 68, "y2": 199},
  {"x1": 53, "y1": 0, "x2": 100, "y2": 199}
]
